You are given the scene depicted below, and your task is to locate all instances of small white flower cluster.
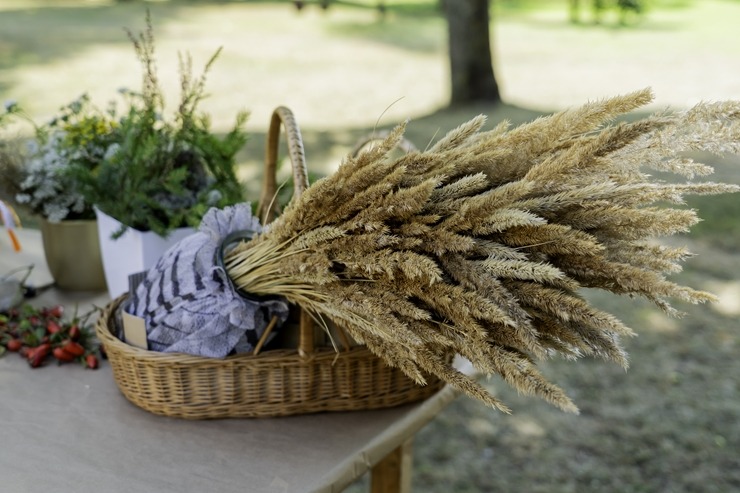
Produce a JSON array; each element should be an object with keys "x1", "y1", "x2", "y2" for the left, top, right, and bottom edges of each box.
[{"x1": 15, "y1": 132, "x2": 87, "y2": 223}]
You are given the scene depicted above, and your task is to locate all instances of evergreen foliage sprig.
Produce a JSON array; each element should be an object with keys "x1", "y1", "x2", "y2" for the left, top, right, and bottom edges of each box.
[
  {"x1": 226, "y1": 89, "x2": 740, "y2": 413},
  {"x1": 79, "y1": 12, "x2": 248, "y2": 237}
]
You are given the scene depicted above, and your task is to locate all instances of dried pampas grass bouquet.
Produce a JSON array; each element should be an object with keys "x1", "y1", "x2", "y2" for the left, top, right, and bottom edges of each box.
[{"x1": 225, "y1": 89, "x2": 740, "y2": 413}]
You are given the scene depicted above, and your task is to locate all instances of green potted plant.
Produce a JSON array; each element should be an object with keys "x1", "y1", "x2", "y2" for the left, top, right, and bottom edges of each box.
[
  {"x1": 2, "y1": 14, "x2": 249, "y2": 298},
  {"x1": 74, "y1": 15, "x2": 249, "y2": 299},
  {"x1": 0, "y1": 97, "x2": 111, "y2": 291}
]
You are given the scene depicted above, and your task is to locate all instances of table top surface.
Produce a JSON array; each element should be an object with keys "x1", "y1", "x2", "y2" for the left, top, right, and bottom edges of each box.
[{"x1": 1, "y1": 228, "x2": 464, "y2": 493}]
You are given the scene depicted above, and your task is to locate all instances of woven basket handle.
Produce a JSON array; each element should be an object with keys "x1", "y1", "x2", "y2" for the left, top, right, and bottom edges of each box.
[
  {"x1": 257, "y1": 106, "x2": 309, "y2": 224},
  {"x1": 256, "y1": 107, "x2": 316, "y2": 357}
]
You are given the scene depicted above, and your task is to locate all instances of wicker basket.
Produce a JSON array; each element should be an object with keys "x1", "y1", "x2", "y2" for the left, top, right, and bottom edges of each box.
[{"x1": 95, "y1": 107, "x2": 445, "y2": 419}]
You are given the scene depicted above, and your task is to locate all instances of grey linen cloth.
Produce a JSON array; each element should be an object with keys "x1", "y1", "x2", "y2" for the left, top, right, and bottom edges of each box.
[{"x1": 125, "y1": 204, "x2": 289, "y2": 357}]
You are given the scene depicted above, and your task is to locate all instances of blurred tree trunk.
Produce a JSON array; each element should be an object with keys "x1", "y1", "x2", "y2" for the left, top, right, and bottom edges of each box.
[{"x1": 442, "y1": 0, "x2": 501, "y2": 105}]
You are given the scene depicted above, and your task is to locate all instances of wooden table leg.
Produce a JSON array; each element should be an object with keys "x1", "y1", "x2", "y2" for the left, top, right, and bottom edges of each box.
[{"x1": 370, "y1": 438, "x2": 413, "y2": 493}]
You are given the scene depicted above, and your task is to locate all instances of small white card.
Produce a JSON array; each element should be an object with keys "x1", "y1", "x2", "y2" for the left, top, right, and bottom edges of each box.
[{"x1": 121, "y1": 311, "x2": 149, "y2": 350}]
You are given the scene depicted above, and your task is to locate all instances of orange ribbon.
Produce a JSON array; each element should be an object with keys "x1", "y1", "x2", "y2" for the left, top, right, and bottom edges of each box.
[{"x1": 0, "y1": 200, "x2": 22, "y2": 252}]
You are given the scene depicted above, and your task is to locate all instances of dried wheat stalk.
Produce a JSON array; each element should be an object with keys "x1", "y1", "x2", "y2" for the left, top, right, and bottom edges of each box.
[{"x1": 225, "y1": 89, "x2": 740, "y2": 413}]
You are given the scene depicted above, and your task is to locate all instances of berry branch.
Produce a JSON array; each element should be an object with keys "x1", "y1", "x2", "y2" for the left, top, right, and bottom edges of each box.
[{"x1": 0, "y1": 304, "x2": 101, "y2": 369}]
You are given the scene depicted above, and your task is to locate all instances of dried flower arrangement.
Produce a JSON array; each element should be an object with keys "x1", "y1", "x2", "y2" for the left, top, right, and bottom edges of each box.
[{"x1": 225, "y1": 89, "x2": 740, "y2": 413}]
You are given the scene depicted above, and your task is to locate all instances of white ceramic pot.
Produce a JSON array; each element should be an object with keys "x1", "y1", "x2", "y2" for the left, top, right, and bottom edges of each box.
[{"x1": 95, "y1": 208, "x2": 195, "y2": 299}]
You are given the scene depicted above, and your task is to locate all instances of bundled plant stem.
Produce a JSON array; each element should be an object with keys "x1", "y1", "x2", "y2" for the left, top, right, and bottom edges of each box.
[{"x1": 225, "y1": 89, "x2": 740, "y2": 413}]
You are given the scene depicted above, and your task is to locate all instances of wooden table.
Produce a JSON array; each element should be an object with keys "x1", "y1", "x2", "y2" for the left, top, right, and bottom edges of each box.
[{"x1": 1, "y1": 228, "x2": 468, "y2": 493}]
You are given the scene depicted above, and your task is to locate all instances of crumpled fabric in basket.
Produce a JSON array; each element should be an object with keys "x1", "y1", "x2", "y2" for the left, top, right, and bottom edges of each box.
[{"x1": 124, "y1": 204, "x2": 289, "y2": 358}]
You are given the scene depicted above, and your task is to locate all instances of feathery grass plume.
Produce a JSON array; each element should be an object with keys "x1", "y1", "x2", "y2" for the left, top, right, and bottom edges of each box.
[{"x1": 226, "y1": 89, "x2": 740, "y2": 413}]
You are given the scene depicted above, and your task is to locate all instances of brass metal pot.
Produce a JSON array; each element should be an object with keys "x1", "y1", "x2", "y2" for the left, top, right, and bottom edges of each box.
[{"x1": 40, "y1": 219, "x2": 107, "y2": 292}]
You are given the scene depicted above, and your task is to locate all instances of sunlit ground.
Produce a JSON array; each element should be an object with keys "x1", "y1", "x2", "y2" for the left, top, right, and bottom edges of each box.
[{"x1": 1, "y1": 1, "x2": 739, "y2": 130}]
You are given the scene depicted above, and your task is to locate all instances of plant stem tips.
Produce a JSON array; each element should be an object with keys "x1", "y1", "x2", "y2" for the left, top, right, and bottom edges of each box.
[{"x1": 0, "y1": 304, "x2": 101, "y2": 369}]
